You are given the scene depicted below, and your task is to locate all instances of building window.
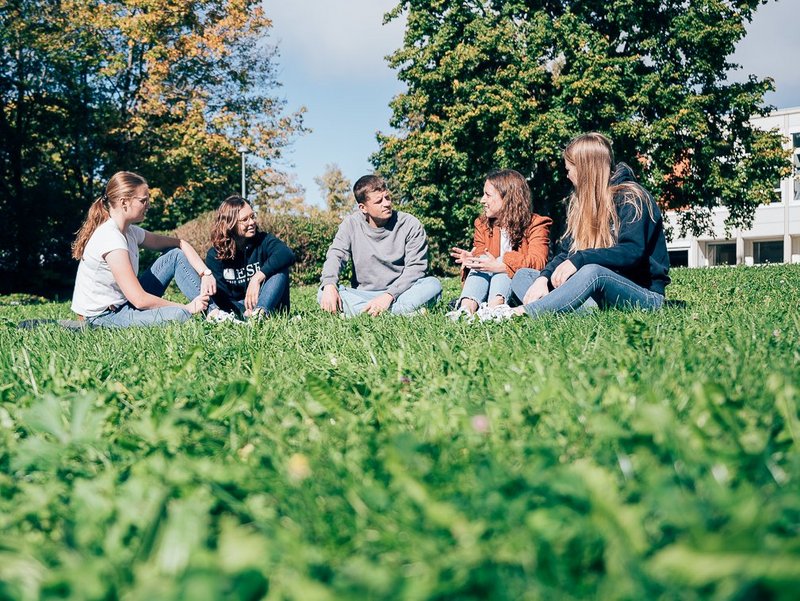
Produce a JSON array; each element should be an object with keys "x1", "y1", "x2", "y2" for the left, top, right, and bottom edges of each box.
[
  {"x1": 753, "y1": 240, "x2": 784, "y2": 264},
  {"x1": 668, "y1": 249, "x2": 688, "y2": 267},
  {"x1": 709, "y1": 243, "x2": 737, "y2": 266}
]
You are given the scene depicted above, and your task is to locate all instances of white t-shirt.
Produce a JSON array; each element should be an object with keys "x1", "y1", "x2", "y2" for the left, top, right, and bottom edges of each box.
[
  {"x1": 71, "y1": 219, "x2": 146, "y2": 316},
  {"x1": 499, "y1": 229, "x2": 512, "y2": 259}
]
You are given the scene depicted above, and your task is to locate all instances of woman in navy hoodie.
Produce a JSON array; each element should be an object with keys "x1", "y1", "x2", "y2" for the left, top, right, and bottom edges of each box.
[
  {"x1": 206, "y1": 195, "x2": 295, "y2": 321},
  {"x1": 511, "y1": 132, "x2": 670, "y2": 317}
]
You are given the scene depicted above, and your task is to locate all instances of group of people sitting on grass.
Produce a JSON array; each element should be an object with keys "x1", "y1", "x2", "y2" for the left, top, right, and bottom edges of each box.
[{"x1": 69, "y1": 132, "x2": 670, "y2": 328}]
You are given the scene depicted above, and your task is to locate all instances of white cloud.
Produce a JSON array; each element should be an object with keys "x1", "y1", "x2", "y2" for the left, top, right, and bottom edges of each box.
[{"x1": 266, "y1": 0, "x2": 406, "y2": 80}]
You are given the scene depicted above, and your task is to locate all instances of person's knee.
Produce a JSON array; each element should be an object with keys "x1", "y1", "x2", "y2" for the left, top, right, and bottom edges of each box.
[
  {"x1": 425, "y1": 276, "x2": 443, "y2": 297},
  {"x1": 577, "y1": 264, "x2": 605, "y2": 278},
  {"x1": 162, "y1": 247, "x2": 184, "y2": 260}
]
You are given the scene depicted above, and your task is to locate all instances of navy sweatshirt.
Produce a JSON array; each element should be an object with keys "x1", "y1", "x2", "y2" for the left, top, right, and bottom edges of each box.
[
  {"x1": 206, "y1": 231, "x2": 296, "y2": 313},
  {"x1": 541, "y1": 164, "x2": 671, "y2": 295}
]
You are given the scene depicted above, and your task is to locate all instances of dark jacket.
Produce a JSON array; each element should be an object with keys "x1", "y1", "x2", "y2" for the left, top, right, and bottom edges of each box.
[
  {"x1": 206, "y1": 231, "x2": 296, "y2": 312},
  {"x1": 541, "y1": 163, "x2": 671, "y2": 295}
]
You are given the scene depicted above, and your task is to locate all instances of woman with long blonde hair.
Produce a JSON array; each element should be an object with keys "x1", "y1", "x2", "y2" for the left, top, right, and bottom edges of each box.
[
  {"x1": 205, "y1": 195, "x2": 295, "y2": 320},
  {"x1": 448, "y1": 169, "x2": 552, "y2": 320},
  {"x1": 71, "y1": 171, "x2": 216, "y2": 327},
  {"x1": 510, "y1": 133, "x2": 670, "y2": 317}
]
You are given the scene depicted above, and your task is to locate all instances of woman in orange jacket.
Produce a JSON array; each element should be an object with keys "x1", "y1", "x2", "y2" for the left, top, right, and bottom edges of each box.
[{"x1": 448, "y1": 169, "x2": 552, "y2": 320}]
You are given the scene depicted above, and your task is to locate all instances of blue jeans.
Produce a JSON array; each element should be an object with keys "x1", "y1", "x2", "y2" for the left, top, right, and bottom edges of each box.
[
  {"x1": 511, "y1": 265, "x2": 664, "y2": 317},
  {"x1": 230, "y1": 269, "x2": 290, "y2": 316},
  {"x1": 317, "y1": 276, "x2": 442, "y2": 316},
  {"x1": 87, "y1": 248, "x2": 201, "y2": 328},
  {"x1": 459, "y1": 271, "x2": 512, "y2": 305}
]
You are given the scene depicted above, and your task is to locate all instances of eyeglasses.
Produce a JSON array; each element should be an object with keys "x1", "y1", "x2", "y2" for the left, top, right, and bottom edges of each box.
[
  {"x1": 130, "y1": 195, "x2": 150, "y2": 205},
  {"x1": 238, "y1": 214, "x2": 257, "y2": 224}
]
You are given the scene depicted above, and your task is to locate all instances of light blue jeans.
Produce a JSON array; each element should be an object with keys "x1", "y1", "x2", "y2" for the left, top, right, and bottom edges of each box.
[
  {"x1": 459, "y1": 271, "x2": 512, "y2": 306},
  {"x1": 87, "y1": 248, "x2": 201, "y2": 328},
  {"x1": 230, "y1": 269, "x2": 290, "y2": 316},
  {"x1": 318, "y1": 276, "x2": 442, "y2": 316},
  {"x1": 511, "y1": 265, "x2": 664, "y2": 317}
]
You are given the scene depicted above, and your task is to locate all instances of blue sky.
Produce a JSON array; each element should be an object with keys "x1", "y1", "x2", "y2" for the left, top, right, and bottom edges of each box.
[{"x1": 267, "y1": 0, "x2": 800, "y2": 208}]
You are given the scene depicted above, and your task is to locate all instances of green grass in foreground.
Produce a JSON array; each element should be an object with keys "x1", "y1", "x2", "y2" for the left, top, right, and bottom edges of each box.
[{"x1": 1, "y1": 265, "x2": 799, "y2": 600}]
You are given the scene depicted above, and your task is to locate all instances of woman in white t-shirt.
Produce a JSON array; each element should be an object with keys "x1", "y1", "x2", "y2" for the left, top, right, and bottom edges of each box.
[{"x1": 71, "y1": 171, "x2": 216, "y2": 327}]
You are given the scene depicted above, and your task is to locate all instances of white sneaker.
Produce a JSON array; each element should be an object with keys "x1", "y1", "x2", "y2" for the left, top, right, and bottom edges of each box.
[
  {"x1": 476, "y1": 303, "x2": 517, "y2": 322},
  {"x1": 475, "y1": 302, "x2": 496, "y2": 322},
  {"x1": 248, "y1": 307, "x2": 267, "y2": 321},
  {"x1": 491, "y1": 303, "x2": 517, "y2": 320},
  {"x1": 206, "y1": 309, "x2": 241, "y2": 323},
  {"x1": 446, "y1": 305, "x2": 474, "y2": 322}
]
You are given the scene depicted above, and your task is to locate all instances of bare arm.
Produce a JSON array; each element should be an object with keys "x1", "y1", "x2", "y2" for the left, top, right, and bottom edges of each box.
[
  {"x1": 141, "y1": 231, "x2": 216, "y2": 295},
  {"x1": 105, "y1": 249, "x2": 207, "y2": 313}
]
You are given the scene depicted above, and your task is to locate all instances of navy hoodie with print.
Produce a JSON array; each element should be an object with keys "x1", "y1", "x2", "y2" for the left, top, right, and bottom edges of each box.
[
  {"x1": 206, "y1": 232, "x2": 296, "y2": 313},
  {"x1": 541, "y1": 163, "x2": 671, "y2": 295}
]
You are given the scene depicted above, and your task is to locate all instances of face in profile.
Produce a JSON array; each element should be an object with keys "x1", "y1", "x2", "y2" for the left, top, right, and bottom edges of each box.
[
  {"x1": 482, "y1": 181, "x2": 503, "y2": 219},
  {"x1": 235, "y1": 203, "x2": 257, "y2": 239},
  {"x1": 128, "y1": 185, "x2": 151, "y2": 223},
  {"x1": 359, "y1": 188, "x2": 393, "y2": 225},
  {"x1": 565, "y1": 159, "x2": 578, "y2": 187}
]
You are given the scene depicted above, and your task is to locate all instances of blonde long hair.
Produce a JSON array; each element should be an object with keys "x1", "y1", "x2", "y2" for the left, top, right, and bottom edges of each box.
[
  {"x1": 563, "y1": 133, "x2": 650, "y2": 252},
  {"x1": 71, "y1": 171, "x2": 148, "y2": 260},
  {"x1": 483, "y1": 169, "x2": 533, "y2": 249}
]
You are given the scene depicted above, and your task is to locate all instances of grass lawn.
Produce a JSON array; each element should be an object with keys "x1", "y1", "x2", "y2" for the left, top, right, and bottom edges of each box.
[{"x1": 1, "y1": 265, "x2": 799, "y2": 600}]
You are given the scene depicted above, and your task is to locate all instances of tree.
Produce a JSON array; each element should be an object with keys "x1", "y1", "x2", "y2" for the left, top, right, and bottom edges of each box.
[
  {"x1": 373, "y1": 0, "x2": 789, "y2": 264},
  {"x1": 314, "y1": 163, "x2": 353, "y2": 217},
  {"x1": 0, "y1": 0, "x2": 303, "y2": 293}
]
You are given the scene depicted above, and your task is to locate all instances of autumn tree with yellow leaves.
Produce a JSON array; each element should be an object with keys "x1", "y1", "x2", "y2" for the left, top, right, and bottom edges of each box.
[{"x1": 0, "y1": 0, "x2": 303, "y2": 292}]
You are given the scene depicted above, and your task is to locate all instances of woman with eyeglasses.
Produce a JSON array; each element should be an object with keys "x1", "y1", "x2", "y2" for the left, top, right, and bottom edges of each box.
[
  {"x1": 71, "y1": 171, "x2": 216, "y2": 327},
  {"x1": 205, "y1": 195, "x2": 296, "y2": 321}
]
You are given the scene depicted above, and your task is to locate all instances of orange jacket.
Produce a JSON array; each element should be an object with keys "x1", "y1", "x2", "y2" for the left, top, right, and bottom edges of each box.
[{"x1": 464, "y1": 214, "x2": 552, "y2": 279}]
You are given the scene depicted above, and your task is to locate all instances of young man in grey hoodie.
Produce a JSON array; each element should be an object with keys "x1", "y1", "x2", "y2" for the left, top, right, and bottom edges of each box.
[{"x1": 318, "y1": 175, "x2": 441, "y2": 316}]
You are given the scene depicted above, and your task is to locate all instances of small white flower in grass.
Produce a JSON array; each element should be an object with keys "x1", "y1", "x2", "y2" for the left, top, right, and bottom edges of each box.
[
  {"x1": 237, "y1": 443, "x2": 255, "y2": 460},
  {"x1": 711, "y1": 463, "x2": 730, "y2": 485},
  {"x1": 471, "y1": 414, "x2": 490, "y2": 434},
  {"x1": 773, "y1": 329, "x2": 780, "y2": 337},
  {"x1": 330, "y1": 356, "x2": 338, "y2": 366},
  {"x1": 288, "y1": 453, "x2": 311, "y2": 483},
  {"x1": 617, "y1": 452, "x2": 634, "y2": 480}
]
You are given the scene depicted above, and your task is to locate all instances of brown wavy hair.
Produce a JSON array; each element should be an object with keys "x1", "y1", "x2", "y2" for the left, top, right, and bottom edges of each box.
[
  {"x1": 482, "y1": 169, "x2": 533, "y2": 249},
  {"x1": 211, "y1": 195, "x2": 253, "y2": 261},
  {"x1": 563, "y1": 132, "x2": 650, "y2": 252},
  {"x1": 72, "y1": 171, "x2": 148, "y2": 260}
]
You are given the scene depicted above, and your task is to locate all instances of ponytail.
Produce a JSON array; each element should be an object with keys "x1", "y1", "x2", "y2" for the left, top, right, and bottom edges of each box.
[
  {"x1": 71, "y1": 195, "x2": 110, "y2": 260},
  {"x1": 71, "y1": 171, "x2": 148, "y2": 260}
]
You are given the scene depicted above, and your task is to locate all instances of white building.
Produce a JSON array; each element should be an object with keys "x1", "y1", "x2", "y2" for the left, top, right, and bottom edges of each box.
[{"x1": 665, "y1": 106, "x2": 800, "y2": 267}]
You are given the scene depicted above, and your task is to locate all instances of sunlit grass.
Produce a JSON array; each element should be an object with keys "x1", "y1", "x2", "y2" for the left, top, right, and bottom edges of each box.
[{"x1": 1, "y1": 265, "x2": 799, "y2": 600}]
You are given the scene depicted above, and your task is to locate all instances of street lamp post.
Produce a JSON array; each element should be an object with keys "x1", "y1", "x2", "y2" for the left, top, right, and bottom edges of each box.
[{"x1": 238, "y1": 146, "x2": 248, "y2": 199}]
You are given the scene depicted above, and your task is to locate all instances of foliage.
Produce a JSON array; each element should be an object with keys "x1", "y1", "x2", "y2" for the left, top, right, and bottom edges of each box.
[
  {"x1": 1, "y1": 264, "x2": 799, "y2": 599},
  {"x1": 314, "y1": 163, "x2": 355, "y2": 218},
  {"x1": 373, "y1": 0, "x2": 790, "y2": 259},
  {"x1": 173, "y1": 209, "x2": 342, "y2": 286},
  {"x1": 0, "y1": 0, "x2": 303, "y2": 293}
]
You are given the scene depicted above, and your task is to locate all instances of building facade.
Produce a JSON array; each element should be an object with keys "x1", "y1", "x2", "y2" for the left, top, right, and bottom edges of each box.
[{"x1": 665, "y1": 106, "x2": 800, "y2": 267}]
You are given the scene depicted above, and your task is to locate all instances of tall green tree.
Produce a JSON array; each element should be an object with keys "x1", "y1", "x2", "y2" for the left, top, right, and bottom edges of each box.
[
  {"x1": 0, "y1": 0, "x2": 303, "y2": 293},
  {"x1": 374, "y1": 0, "x2": 788, "y2": 263},
  {"x1": 314, "y1": 163, "x2": 353, "y2": 217}
]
